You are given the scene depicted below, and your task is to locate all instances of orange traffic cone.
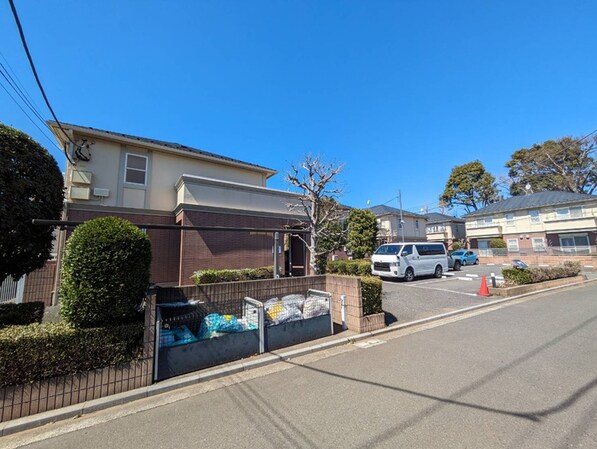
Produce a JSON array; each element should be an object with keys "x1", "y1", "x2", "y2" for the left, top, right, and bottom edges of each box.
[{"x1": 478, "y1": 275, "x2": 490, "y2": 297}]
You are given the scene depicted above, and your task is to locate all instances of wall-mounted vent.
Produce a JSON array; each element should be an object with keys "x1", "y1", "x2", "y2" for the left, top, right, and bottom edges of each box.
[
  {"x1": 93, "y1": 188, "x2": 110, "y2": 198},
  {"x1": 69, "y1": 186, "x2": 90, "y2": 200},
  {"x1": 70, "y1": 170, "x2": 92, "y2": 185}
]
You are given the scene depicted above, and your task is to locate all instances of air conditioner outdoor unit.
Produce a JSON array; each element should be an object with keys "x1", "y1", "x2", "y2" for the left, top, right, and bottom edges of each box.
[{"x1": 93, "y1": 188, "x2": 110, "y2": 198}]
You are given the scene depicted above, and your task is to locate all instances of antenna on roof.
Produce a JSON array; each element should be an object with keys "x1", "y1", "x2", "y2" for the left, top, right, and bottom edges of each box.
[{"x1": 525, "y1": 183, "x2": 533, "y2": 195}]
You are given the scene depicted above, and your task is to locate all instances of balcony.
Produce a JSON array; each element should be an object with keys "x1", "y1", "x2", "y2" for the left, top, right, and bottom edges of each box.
[
  {"x1": 465, "y1": 224, "x2": 503, "y2": 238},
  {"x1": 543, "y1": 214, "x2": 596, "y2": 232},
  {"x1": 426, "y1": 229, "x2": 449, "y2": 241}
]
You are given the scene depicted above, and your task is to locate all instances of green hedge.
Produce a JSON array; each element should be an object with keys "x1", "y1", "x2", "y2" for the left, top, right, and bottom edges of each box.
[
  {"x1": 326, "y1": 259, "x2": 371, "y2": 276},
  {"x1": 60, "y1": 216, "x2": 151, "y2": 328},
  {"x1": 502, "y1": 261, "x2": 582, "y2": 286},
  {"x1": 191, "y1": 266, "x2": 274, "y2": 285},
  {"x1": 360, "y1": 276, "x2": 383, "y2": 316},
  {"x1": 0, "y1": 302, "x2": 45, "y2": 329},
  {"x1": 0, "y1": 322, "x2": 143, "y2": 387}
]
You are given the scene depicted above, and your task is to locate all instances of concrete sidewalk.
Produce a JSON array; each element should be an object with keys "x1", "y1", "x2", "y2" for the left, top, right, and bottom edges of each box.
[{"x1": 1, "y1": 276, "x2": 594, "y2": 438}]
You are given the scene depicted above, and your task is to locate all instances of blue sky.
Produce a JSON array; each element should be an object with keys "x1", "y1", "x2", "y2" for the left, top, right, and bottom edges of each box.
[{"x1": 1, "y1": 1, "x2": 595, "y2": 215}]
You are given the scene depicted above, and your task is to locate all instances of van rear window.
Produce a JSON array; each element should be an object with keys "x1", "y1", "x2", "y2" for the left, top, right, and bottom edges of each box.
[{"x1": 374, "y1": 245, "x2": 401, "y2": 255}]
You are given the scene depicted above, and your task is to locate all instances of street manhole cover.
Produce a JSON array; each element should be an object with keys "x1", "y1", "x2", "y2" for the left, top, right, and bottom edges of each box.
[{"x1": 354, "y1": 339, "x2": 386, "y2": 349}]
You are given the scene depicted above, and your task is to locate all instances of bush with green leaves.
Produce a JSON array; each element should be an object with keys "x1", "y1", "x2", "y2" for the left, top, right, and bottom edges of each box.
[
  {"x1": 326, "y1": 259, "x2": 371, "y2": 276},
  {"x1": 0, "y1": 124, "x2": 64, "y2": 282},
  {"x1": 489, "y1": 239, "x2": 507, "y2": 248},
  {"x1": 502, "y1": 261, "x2": 582, "y2": 286},
  {"x1": 60, "y1": 217, "x2": 151, "y2": 328},
  {"x1": 191, "y1": 266, "x2": 274, "y2": 285},
  {"x1": 0, "y1": 302, "x2": 45, "y2": 329},
  {"x1": 0, "y1": 322, "x2": 143, "y2": 386},
  {"x1": 360, "y1": 276, "x2": 383, "y2": 316},
  {"x1": 346, "y1": 209, "x2": 378, "y2": 259}
]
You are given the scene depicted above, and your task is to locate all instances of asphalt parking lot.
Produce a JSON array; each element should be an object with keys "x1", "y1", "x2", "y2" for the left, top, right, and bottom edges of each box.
[
  {"x1": 381, "y1": 262, "x2": 597, "y2": 325},
  {"x1": 381, "y1": 264, "x2": 498, "y2": 325}
]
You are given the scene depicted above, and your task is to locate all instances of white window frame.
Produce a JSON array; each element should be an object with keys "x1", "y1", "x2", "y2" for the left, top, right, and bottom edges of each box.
[
  {"x1": 532, "y1": 238, "x2": 546, "y2": 252},
  {"x1": 529, "y1": 209, "x2": 541, "y2": 224},
  {"x1": 556, "y1": 206, "x2": 583, "y2": 219},
  {"x1": 505, "y1": 213, "x2": 514, "y2": 226},
  {"x1": 124, "y1": 153, "x2": 148, "y2": 186},
  {"x1": 559, "y1": 234, "x2": 591, "y2": 253},
  {"x1": 507, "y1": 239, "x2": 519, "y2": 252},
  {"x1": 476, "y1": 216, "x2": 493, "y2": 227}
]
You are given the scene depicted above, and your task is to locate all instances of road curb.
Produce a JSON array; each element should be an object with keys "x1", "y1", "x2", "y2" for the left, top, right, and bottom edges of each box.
[{"x1": 2, "y1": 277, "x2": 595, "y2": 437}]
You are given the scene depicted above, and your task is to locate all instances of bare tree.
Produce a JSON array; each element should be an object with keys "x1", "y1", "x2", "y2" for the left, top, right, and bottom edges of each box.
[{"x1": 286, "y1": 154, "x2": 345, "y2": 274}]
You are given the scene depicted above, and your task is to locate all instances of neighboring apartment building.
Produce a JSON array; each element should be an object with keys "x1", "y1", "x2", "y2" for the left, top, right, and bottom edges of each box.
[
  {"x1": 48, "y1": 122, "x2": 307, "y2": 288},
  {"x1": 368, "y1": 205, "x2": 427, "y2": 244},
  {"x1": 464, "y1": 191, "x2": 597, "y2": 255},
  {"x1": 424, "y1": 212, "x2": 466, "y2": 249}
]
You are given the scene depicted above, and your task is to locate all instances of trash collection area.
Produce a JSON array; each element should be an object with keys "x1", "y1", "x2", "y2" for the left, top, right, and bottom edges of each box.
[{"x1": 155, "y1": 288, "x2": 333, "y2": 381}]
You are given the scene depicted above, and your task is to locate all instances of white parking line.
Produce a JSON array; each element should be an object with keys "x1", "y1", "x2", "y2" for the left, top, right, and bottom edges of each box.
[
  {"x1": 538, "y1": 264, "x2": 550, "y2": 267},
  {"x1": 584, "y1": 265, "x2": 594, "y2": 268},
  {"x1": 444, "y1": 272, "x2": 455, "y2": 277},
  {"x1": 465, "y1": 274, "x2": 479, "y2": 278},
  {"x1": 403, "y1": 284, "x2": 479, "y2": 297},
  {"x1": 456, "y1": 277, "x2": 473, "y2": 281},
  {"x1": 486, "y1": 263, "x2": 496, "y2": 266},
  {"x1": 502, "y1": 263, "x2": 510, "y2": 266}
]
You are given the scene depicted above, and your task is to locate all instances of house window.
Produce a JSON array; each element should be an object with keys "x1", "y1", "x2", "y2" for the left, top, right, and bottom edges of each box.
[
  {"x1": 505, "y1": 213, "x2": 514, "y2": 226},
  {"x1": 124, "y1": 154, "x2": 148, "y2": 185},
  {"x1": 476, "y1": 217, "x2": 493, "y2": 227},
  {"x1": 556, "y1": 206, "x2": 583, "y2": 219},
  {"x1": 507, "y1": 239, "x2": 519, "y2": 252},
  {"x1": 532, "y1": 238, "x2": 546, "y2": 252},
  {"x1": 529, "y1": 210, "x2": 540, "y2": 223},
  {"x1": 560, "y1": 234, "x2": 591, "y2": 254},
  {"x1": 415, "y1": 220, "x2": 419, "y2": 230}
]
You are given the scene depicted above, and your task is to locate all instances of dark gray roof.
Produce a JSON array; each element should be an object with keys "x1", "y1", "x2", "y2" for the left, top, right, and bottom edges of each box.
[
  {"x1": 464, "y1": 191, "x2": 597, "y2": 217},
  {"x1": 49, "y1": 121, "x2": 276, "y2": 174},
  {"x1": 425, "y1": 212, "x2": 465, "y2": 224},
  {"x1": 368, "y1": 204, "x2": 426, "y2": 219}
]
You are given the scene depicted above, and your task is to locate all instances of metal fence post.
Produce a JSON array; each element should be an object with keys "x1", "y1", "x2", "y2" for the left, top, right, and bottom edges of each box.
[{"x1": 340, "y1": 294, "x2": 347, "y2": 331}]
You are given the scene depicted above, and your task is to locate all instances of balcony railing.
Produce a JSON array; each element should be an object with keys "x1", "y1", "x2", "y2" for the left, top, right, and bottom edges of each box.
[{"x1": 477, "y1": 245, "x2": 596, "y2": 257}]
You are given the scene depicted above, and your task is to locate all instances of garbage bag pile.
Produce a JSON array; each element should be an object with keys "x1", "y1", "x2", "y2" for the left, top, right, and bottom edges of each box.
[
  {"x1": 264, "y1": 294, "x2": 329, "y2": 326},
  {"x1": 160, "y1": 313, "x2": 257, "y2": 347}
]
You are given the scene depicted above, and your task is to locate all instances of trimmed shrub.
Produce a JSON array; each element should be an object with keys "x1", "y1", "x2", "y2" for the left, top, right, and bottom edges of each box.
[
  {"x1": 490, "y1": 239, "x2": 507, "y2": 248},
  {"x1": 502, "y1": 261, "x2": 582, "y2": 286},
  {"x1": 60, "y1": 217, "x2": 151, "y2": 328},
  {"x1": 361, "y1": 276, "x2": 383, "y2": 316},
  {"x1": 502, "y1": 268, "x2": 532, "y2": 285},
  {"x1": 326, "y1": 259, "x2": 371, "y2": 276},
  {"x1": 0, "y1": 302, "x2": 45, "y2": 329},
  {"x1": 191, "y1": 266, "x2": 274, "y2": 285},
  {"x1": 0, "y1": 322, "x2": 143, "y2": 386}
]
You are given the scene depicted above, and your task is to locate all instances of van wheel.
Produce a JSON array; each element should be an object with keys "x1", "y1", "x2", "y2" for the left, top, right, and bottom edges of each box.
[
  {"x1": 404, "y1": 268, "x2": 415, "y2": 282},
  {"x1": 434, "y1": 265, "x2": 443, "y2": 278},
  {"x1": 462, "y1": 260, "x2": 467, "y2": 266},
  {"x1": 453, "y1": 260, "x2": 461, "y2": 271},
  {"x1": 474, "y1": 259, "x2": 479, "y2": 265}
]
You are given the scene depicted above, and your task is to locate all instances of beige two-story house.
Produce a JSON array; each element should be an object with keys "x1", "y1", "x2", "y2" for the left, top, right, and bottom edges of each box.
[
  {"x1": 424, "y1": 212, "x2": 466, "y2": 249},
  {"x1": 368, "y1": 205, "x2": 427, "y2": 245},
  {"x1": 49, "y1": 122, "x2": 307, "y2": 287},
  {"x1": 464, "y1": 191, "x2": 597, "y2": 255}
]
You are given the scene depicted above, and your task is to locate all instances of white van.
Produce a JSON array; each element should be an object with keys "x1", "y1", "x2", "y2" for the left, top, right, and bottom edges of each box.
[{"x1": 370, "y1": 242, "x2": 448, "y2": 281}]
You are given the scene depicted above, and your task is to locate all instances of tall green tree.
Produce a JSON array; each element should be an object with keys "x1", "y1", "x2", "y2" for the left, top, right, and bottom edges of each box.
[
  {"x1": 0, "y1": 124, "x2": 64, "y2": 282},
  {"x1": 506, "y1": 136, "x2": 597, "y2": 195},
  {"x1": 346, "y1": 209, "x2": 378, "y2": 259},
  {"x1": 440, "y1": 160, "x2": 499, "y2": 213},
  {"x1": 286, "y1": 154, "x2": 345, "y2": 274}
]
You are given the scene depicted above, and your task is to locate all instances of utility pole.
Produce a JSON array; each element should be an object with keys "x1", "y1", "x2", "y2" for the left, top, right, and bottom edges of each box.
[{"x1": 398, "y1": 190, "x2": 405, "y2": 242}]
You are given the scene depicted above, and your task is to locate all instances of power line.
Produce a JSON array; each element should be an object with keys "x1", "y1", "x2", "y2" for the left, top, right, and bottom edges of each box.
[
  {"x1": 0, "y1": 78, "x2": 64, "y2": 152},
  {"x1": 8, "y1": 0, "x2": 75, "y2": 164},
  {"x1": 0, "y1": 51, "x2": 41, "y2": 111},
  {"x1": 0, "y1": 63, "x2": 47, "y2": 125}
]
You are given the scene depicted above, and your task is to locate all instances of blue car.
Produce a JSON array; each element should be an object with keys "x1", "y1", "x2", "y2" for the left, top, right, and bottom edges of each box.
[{"x1": 450, "y1": 250, "x2": 479, "y2": 266}]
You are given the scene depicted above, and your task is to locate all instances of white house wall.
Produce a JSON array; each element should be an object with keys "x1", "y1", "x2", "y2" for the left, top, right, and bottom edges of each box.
[{"x1": 177, "y1": 175, "x2": 304, "y2": 217}]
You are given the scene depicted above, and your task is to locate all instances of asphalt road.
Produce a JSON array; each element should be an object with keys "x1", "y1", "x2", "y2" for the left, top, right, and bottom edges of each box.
[{"x1": 6, "y1": 282, "x2": 597, "y2": 449}]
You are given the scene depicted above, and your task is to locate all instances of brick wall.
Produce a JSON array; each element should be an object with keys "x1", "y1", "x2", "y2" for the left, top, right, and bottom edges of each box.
[
  {"x1": 67, "y1": 209, "x2": 180, "y2": 284},
  {"x1": 159, "y1": 275, "x2": 385, "y2": 334},
  {"x1": 178, "y1": 209, "x2": 302, "y2": 283}
]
